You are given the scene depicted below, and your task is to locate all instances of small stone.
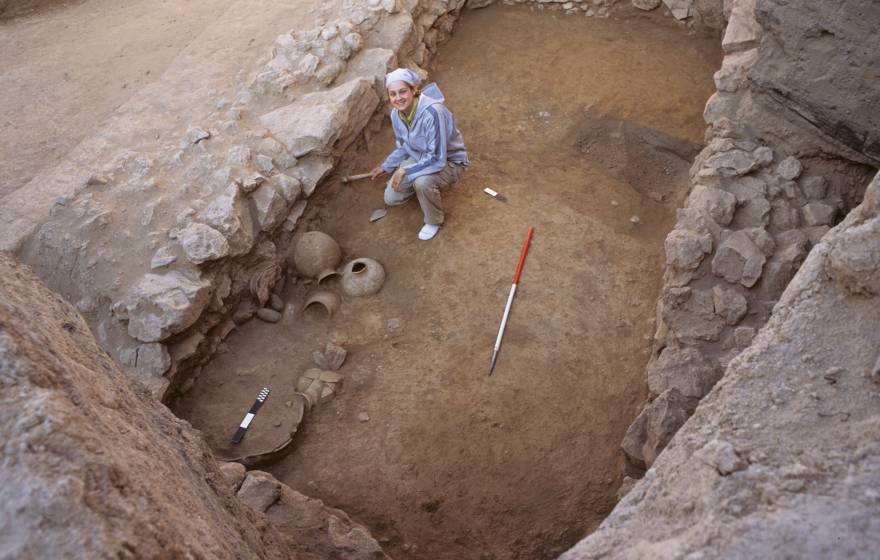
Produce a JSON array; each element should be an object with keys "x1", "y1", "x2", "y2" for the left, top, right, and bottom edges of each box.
[
  {"x1": 256, "y1": 308, "x2": 282, "y2": 323},
  {"x1": 824, "y1": 367, "x2": 844, "y2": 384},
  {"x1": 357, "y1": 412, "x2": 370, "y2": 422},
  {"x1": 630, "y1": 215, "x2": 641, "y2": 225},
  {"x1": 269, "y1": 294, "x2": 284, "y2": 312},
  {"x1": 387, "y1": 318, "x2": 402, "y2": 331},
  {"x1": 241, "y1": 173, "x2": 266, "y2": 193},
  {"x1": 776, "y1": 156, "x2": 802, "y2": 181},
  {"x1": 186, "y1": 126, "x2": 211, "y2": 144},
  {"x1": 150, "y1": 246, "x2": 177, "y2": 269}
]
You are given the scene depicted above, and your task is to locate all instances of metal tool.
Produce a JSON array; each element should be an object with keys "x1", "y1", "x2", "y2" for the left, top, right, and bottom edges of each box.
[
  {"x1": 483, "y1": 187, "x2": 508, "y2": 203},
  {"x1": 369, "y1": 208, "x2": 387, "y2": 222},
  {"x1": 489, "y1": 227, "x2": 534, "y2": 375},
  {"x1": 341, "y1": 172, "x2": 372, "y2": 184},
  {"x1": 231, "y1": 387, "x2": 270, "y2": 444}
]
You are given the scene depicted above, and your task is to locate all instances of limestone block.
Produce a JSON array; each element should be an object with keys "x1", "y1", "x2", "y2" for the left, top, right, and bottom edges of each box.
[
  {"x1": 824, "y1": 217, "x2": 880, "y2": 296},
  {"x1": 699, "y1": 148, "x2": 767, "y2": 178},
  {"x1": 662, "y1": 0, "x2": 694, "y2": 20},
  {"x1": 271, "y1": 173, "x2": 303, "y2": 203},
  {"x1": 632, "y1": 0, "x2": 661, "y2": 10},
  {"x1": 121, "y1": 271, "x2": 213, "y2": 343},
  {"x1": 295, "y1": 155, "x2": 334, "y2": 198},
  {"x1": 339, "y1": 47, "x2": 397, "y2": 97},
  {"x1": 802, "y1": 176, "x2": 828, "y2": 199},
  {"x1": 713, "y1": 285, "x2": 748, "y2": 325},
  {"x1": 178, "y1": 223, "x2": 229, "y2": 264},
  {"x1": 726, "y1": 176, "x2": 766, "y2": 203},
  {"x1": 776, "y1": 156, "x2": 802, "y2": 181},
  {"x1": 713, "y1": 48, "x2": 759, "y2": 93},
  {"x1": 721, "y1": 0, "x2": 760, "y2": 53},
  {"x1": 769, "y1": 199, "x2": 801, "y2": 231},
  {"x1": 237, "y1": 471, "x2": 282, "y2": 513},
  {"x1": 665, "y1": 228, "x2": 713, "y2": 272},
  {"x1": 283, "y1": 200, "x2": 308, "y2": 233},
  {"x1": 251, "y1": 183, "x2": 288, "y2": 232},
  {"x1": 802, "y1": 202, "x2": 837, "y2": 227},
  {"x1": 200, "y1": 184, "x2": 256, "y2": 257},
  {"x1": 759, "y1": 230, "x2": 808, "y2": 293},
  {"x1": 712, "y1": 230, "x2": 766, "y2": 287},
  {"x1": 804, "y1": 225, "x2": 831, "y2": 245},
  {"x1": 119, "y1": 342, "x2": 172, "y2": 378},
  {"x1": 622, "y1": 388, "x2": 698, "y2": 469},
  {"x1": 259, "y1": 78, "x2": 379, "y2": 158},
  {"x1": 661, "y1": 287, "x2": 726, "y2": 343},
  {"x1": 689, "y1": 185, "x2": 736, "y2": 226},
  {"x1": 647, "y1": 346, "x2": 721, "y2": 399},
  {"x1": 732, "y1": 196, "x2": 771, "y2": 229}
]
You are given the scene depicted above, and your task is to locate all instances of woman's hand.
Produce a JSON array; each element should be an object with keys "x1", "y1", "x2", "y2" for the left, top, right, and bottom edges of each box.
[
  {"x1": 370, "y1": 166, "x2": 387, "y2": 180},
  {"x1": 391, "y1": 168, "x2": 406, "y2": 191}
]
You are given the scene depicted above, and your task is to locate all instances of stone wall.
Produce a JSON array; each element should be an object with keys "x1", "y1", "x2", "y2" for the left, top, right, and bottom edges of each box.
[
  {"x1": 469, "y1": 0, "x2": 728, "y2": 30},
  {"x1": 562, "y1": 170, "x2": 880, "y2": 559},
  {"x1": 0, "y1": 252, "x2": 390, "y2": 558},
  {"x1": 1, "y1": 0, "x2": 472, "y2": 401},
  {"x1": 620, "y1": 0, "x2": 878, "y2": 472}
]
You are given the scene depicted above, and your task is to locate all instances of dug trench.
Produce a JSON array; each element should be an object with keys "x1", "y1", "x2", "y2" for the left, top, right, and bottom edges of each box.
[{"x1": 175, "y1": 5, "x2": 720, "y2": 559}]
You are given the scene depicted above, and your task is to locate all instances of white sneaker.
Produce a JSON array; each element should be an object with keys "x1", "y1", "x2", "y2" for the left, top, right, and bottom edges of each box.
[{"x1": 418, "y1": 223, "x2": 440, "y2": 240}]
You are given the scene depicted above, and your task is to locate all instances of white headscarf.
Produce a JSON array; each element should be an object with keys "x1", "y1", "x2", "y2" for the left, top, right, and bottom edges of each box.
[{"x1": 385, "y1": 68, "x2": 421, "y2": 89}]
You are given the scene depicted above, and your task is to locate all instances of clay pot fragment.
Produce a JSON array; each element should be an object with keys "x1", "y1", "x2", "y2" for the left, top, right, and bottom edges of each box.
[
  {"x1": 292, "y1": 231, "x2": 342, "y2": 282},
  {"x1": 302, "y1": 290, "x2": 340, "y2": 317},
  {"x1": 340, "y1": 257, "x2": 385, "y2": 297}
]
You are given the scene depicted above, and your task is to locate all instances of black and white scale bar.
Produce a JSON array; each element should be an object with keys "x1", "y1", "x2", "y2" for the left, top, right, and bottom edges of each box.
[{"x1": 231, "y1": 387, "x2": 270, "y2": 444}]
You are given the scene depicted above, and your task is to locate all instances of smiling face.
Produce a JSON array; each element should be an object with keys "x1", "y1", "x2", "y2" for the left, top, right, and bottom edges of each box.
[{"x1": 387, "y1": 80, "x2": 416, "y2": 113}]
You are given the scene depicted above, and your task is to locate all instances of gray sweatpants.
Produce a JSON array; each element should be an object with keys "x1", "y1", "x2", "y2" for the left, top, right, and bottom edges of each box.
[{"x1": 384, "y1": 159, "x2": 465, "y2": 225}]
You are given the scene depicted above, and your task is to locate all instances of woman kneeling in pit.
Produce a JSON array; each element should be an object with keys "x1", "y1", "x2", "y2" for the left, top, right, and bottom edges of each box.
[{"x1": 371, "y1": 68, "x2": 469, "y2": 241}]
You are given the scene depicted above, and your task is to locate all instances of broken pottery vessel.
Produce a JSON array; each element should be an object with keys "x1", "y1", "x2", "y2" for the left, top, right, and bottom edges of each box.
[{"x1": 302, "y1": 290, "x2": 340, "y2": 317}]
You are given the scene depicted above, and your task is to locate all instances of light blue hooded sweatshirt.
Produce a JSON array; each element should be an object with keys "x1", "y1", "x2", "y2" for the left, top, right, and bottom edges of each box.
[{"x1": 381, "y1": 83, "x2": 469, "y2": 179}]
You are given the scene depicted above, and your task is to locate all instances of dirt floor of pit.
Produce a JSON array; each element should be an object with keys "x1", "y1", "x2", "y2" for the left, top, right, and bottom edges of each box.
[{"x1": 176, "y1": 5, "x2": 721, "y2": 560}]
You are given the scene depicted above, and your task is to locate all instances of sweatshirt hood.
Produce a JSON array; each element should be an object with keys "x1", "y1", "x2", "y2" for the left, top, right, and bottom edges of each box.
[{"x1": 414, "y1": 83, "x2": 444, "y2": 118}]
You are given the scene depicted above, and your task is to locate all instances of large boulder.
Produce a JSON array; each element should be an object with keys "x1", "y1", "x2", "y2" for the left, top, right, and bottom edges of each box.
[
  {"x1": 118, "y1": 271, "x2": 213, "y2": 342},
  {"x1": 260, "y1": 78, "x2": 379, "y2": 158}
]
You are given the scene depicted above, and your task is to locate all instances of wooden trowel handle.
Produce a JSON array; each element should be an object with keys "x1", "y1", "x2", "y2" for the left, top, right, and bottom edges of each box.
[{"x1": 341, "y1": 172, "x2": 372, "y2": 183}]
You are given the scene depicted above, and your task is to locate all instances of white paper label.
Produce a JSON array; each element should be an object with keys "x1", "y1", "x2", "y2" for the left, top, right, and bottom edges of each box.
[
  {"x1": 483, "y1": 187, "x2": 498, "y2": 197},
  {"x1": 240, "y1": 413, "x2": 255, "y2": 429}
]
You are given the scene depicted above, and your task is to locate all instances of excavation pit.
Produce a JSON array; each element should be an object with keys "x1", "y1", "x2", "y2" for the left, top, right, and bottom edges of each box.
[{"x1": 175, "y1": 4, "x2": 721, "y2": 559}]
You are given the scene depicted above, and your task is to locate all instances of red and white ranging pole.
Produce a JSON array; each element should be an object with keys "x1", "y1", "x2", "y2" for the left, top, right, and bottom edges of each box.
[{"x1": 489, "y1": 226, "x2": 534, "y2": 376}]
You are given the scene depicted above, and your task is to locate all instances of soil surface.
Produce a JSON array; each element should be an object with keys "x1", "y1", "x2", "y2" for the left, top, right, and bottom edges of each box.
[
  {"x1": 177, "y1": 5, "x2": 720, "y2": 560},
  {"x1": 0, "y1": 0, "x2": 238, "y2": 198}
]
